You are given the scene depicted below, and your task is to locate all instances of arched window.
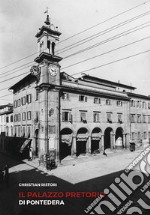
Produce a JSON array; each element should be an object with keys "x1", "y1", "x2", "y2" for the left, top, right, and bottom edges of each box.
[{"x1": 52, "y1": 42, "x2": 55, "y2": 55}]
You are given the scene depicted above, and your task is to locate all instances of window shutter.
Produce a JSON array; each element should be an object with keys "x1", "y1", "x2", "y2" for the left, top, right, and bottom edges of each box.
[{"x1": 69, "y1": 112, "x2": 72, "y2": 122}]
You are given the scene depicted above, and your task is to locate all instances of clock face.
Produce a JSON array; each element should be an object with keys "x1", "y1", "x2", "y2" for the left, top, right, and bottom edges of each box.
[{"x1": 48, "y1": 65, "x2": 58, "y2": 76}]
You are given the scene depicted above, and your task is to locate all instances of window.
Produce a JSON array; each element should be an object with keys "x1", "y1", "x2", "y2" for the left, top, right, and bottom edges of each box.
[
  {"x1": 131, "y1": 132, "x2": 135, "y2": 140},
  {"x1": 21, "y1": 96, "x2": 26, "y2": 105},
  {"x1": 26, "y1": 94, "x2": 32, "y2": 103},
  {"x1": 49, "y1": 125, "x2": 55, "y2": 134},
  {"x1": 80, "y1": 111, "x2": 87, "y2": 123},
  {"x1": 148, "y1": 132, "x2": 150, "y2": 139},
  {"x1": 18, "y1": 126, "x2": 21, "y2": 137},
  {"x1": 137, "y1": 115, "x2": 141, "y2": 123},
  {"x1": 27, "y1": 111, "x2": 31, "y2": 120},
  {"x1": 6, "y1": 116, "x2": 9, "y2": 123},
  {"x1": 138, "y1": 132, "x2": 141, "y2": 140},
  {"x1": 107, "y1": 112, "x2": 112, "y2": 123},
  {"x1": 130, "y1": 114, "x2": 136, "y2": 123},
  {"x1": 94, "y1": 97, "x2": 101, "y2": 104},
  {"x1": 106, "y1": 99, "x2": 111, "y2": 105},
  {"x1": 18, "y1": 99, "x2": 21, "y2": 107},
  {"x1": 118, "y1": 113, "x2": 122, "y2": 123},
  {"x1": 62, "y1": 111, "x2": 72, "y2": 122},
  {"x1": 27, "y1": 126, "x2": 31, "y2": 138},
  {"x1": 144, "y1": 132, "x2": 147, "y2": 139},
  {"x1": 14, "y1": 114, "x2": 18, "y2": 122},
  {"x1": 148, "y1": 103, "x2": 150, "y2": 109},
  {"x1": 22, "y1": 126, "x2": 25, "y2": 137},
  {"x1": 143, "y1": 115, "x2": 146, "y2": 123},
  {"x1": 36, "y1": 89, "x2": 39, "y2": 101},
  {"x1": 130, "y1": 100, "x2": 135, "y2": 107},
  {"x1": 136, "y1": 101, "x2": 141, "y2": 108},
  {"x1": 62, "y1": 93, "x2": 69, "y2": 100},
  {"x1": 22, "y1": 112, "x2": 26, "y2": 121},
  {"x1": 93, "y1": 112, "x2": 100, "y2": 122},
  {"x1": 148, "y1": 116, "x2": 150, "y2": 124},
  {"x1": 18, "y1": 114, "x2": 21, "y2": 122},
  {"x1": 142, "y1": 102, "x2": 146, "y2": 109},
  {"x1": 117, "y1": 101, "x2": 122, "y2": 106},
  {"x1": 14, "y1": 100, "x2": 17, "y2": 108},
  {"x1": 10, "y1": 115, "x2": 13, "y2": 122},
  {"x1": 79, "y1": 95, "x2": 87, "y2": 102}
]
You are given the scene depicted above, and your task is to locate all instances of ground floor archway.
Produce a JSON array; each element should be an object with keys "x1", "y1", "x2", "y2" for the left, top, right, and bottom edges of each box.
[
  {"x1": 91, "y1": 127, "x2": 102, "y2": 153},
  {"x1": 115, "y1": 127, "x2": 124, "y2": 149},
  {"x1": 76, "y1": 127, "x2": 89, "y2": 156},
  {"x1": 60, "y1": 128, "x2": 73, "y2": 160},
  {"x1": 104, "y1": 127, "x2": 113, "y2": 150}
]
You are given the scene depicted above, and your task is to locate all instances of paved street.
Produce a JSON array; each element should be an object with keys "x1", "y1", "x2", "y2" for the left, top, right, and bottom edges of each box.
[{"x1": 0, "y1": 149, "x2": 150, "y2": 215}]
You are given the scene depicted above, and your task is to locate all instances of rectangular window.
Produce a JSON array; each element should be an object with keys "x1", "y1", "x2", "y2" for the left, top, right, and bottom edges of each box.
[
  {"x1": 137, "y1": 115, "x2": 141, "y2": 123},
  {"x1": 14, "y1": 114, "x2": 18, "y2": 122},
  {"x1": 22, "y1": 112, "x2": 26, "y2": 121},
  {"x1": 106, "y1": 99, "x2": 111, "y2": 105},
  {"x1": 80, "y1": 111, "x2": 87, "y2": 123},
  {"x1": 36, "y1": 89, "x2": 39, "y2": 101},
  {"x1": 148, "y1": 132, "x2": 150, "y2": 139},
  {"x1": 130, "y1": 114, "x2": 135, "y2": 123},
  {"x1": 79, "y1": 95, "x2": 87, "y2": 102},
  {"x1": 144, "y1": 132, "x2": 147, "y2": 139},
  {"x1": 27, "y1": 111, "x2": 31, "y2": 120},
  {"x1": 107, "y1": 112, "x2": 112, "y2": 123},
  {"x1": 26, "y1": 94, "x2": 32, "y2": 103},
  {"x1": 18, "y1": 99, "x2": 21, "y2": 107},
  {"x1": 138, "y1": 132, "x2": 141, "y2": 140},
  {"x1": 62, "y1": 111, "x2": 72, "y2": 122},
  {"x1": 148, "y1": 116, "x2": 150, "y2": 124},
  {"x1": 93, "y1": 112, "x2": 100, "y2": 123},
  {"x1": 6, "y1": 116, "x2": 9, "y2": 123},
  {"x1": 49, "y1": 125, "x2": 55, "y2": 134},
  {"x1": 18, "y1": 126, "x2": 21, "y2": 137},
  {"x1": 143, "y1": 115, "x2": 146, "y2": 123},
  {"x1": 131, "y1": 132, "x2": 135, "y2": 140},
  {"x1": 118, "y1": 113, "x2": 122, "y2": 123},
  {"x1": 62, "y1": 93, "x2": 69, "y2": 100},
  {"x1": 22, "y1": 96, "x2": 26, "y2": 105},
  {"x1": 142, "y1": 102, "x2": 146, "y2": 109},
  {"x1": 18, "y1": 114, "x2": 21, "y2": 122},
  {"x1": 10, "y1": 115, "x2": 13, "y2": 122},
  {"x1": 130, "y1": 100, "x2": 135, "y2": 107},
  {"x1": 94, "y1": 97, "x2": 101, "y2": 104},
  {"x1": 117, "y1": 101, "x2": 122, "y2": 106},
  {"x1": 148, "y1": 103, "x2": 150, "y2": 109}
]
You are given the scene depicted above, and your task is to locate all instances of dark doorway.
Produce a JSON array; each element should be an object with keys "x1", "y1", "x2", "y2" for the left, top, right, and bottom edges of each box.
[
  {"x1": 91, "y1": 127, "x2": 101, "y2": 153},
  {"x1": 104, "y1": 127, "x2": 113, "y2": 150},
  {"x1": 115, "y1": 127, "x2": 124, "y2": 148},
  {"x1": 60, "y1": 128, "x2": 73, "y2": 161},
  {"x1": 77, "y1": 128, "x2": 88, "y2": 156}
]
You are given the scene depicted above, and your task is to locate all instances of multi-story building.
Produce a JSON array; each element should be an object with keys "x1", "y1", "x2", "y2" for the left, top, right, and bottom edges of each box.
[
  {"x1": 7, "y1": 14, "x2": 150, "y2": 164},
  {"x1": 0, "y1": 104, "x2": 13, "y2": 136}
]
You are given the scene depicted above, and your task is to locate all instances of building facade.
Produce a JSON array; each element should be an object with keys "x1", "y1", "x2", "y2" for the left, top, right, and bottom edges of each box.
[
  {"x1": 0, "y1": 104, "x2": 13, "y2": 136},
  {"x1": 7, "y1": 15, "x2": 150, "y2": 164}
]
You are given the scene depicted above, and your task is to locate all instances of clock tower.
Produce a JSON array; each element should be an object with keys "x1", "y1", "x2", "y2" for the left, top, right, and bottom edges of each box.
[{"x1": 34, "y1": 13, "x2": 62, "y2": 165}]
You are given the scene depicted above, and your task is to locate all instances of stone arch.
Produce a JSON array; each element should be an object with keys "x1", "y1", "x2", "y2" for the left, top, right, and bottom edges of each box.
[
  {"x1": 115, "y1": 127, "x2": 124, "y2": 149},
  {"x1": 76, "y1": 127, "x2": 89, "y2": 156},
  {"x1": 91, "y1": 127, "x2": 102, "y2": 153},
  {"x1": 104, "y1": 127, "x2": 114, "y2": 150},
  {"x1": 60, "y1": 127, "x2": 73, "y2": 161}
]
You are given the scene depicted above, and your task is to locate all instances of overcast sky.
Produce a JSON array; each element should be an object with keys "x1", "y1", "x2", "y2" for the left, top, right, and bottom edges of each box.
[{"x1": 0, "y1": 0, "x2": 150, "y2": 104}]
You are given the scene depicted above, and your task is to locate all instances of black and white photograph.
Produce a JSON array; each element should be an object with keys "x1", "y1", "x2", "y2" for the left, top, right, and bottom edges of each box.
[{"x1": 0, "y1": 0, "x2": 150, "y2": 214}]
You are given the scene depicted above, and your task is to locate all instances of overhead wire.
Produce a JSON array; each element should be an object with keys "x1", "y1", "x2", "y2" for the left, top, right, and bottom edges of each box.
[{"x1": 0, "y1": 0, "x2": 150, "y2": 71}]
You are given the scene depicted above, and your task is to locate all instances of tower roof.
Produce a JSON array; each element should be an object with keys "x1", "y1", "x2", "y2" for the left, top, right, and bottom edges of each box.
[{"x1": 36, "y1": 25, "x2": 61, "y2": 38}]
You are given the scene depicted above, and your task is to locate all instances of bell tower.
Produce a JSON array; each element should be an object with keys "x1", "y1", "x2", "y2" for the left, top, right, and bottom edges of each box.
[{"x1": 34, "y1": 12, "x2": 62, "y2": 165}]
